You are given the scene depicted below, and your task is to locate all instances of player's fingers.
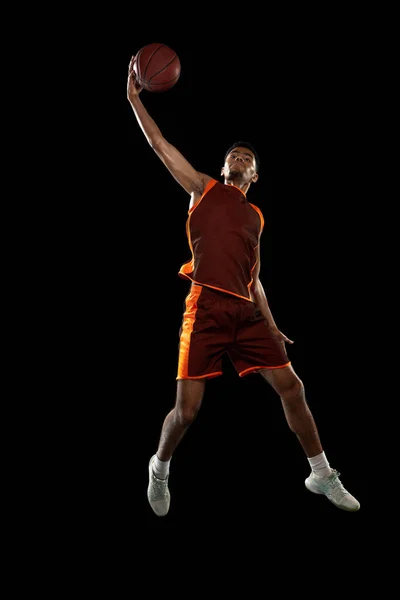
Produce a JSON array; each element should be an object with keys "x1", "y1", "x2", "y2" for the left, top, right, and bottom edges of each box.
[{"x1": 128, "y1": 55, "x2": 136, "y2": 74}]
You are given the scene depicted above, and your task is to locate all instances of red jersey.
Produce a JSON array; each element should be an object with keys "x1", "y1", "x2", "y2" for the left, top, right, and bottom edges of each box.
[{"x1": 178, "y1": 179, "x2": 264, "y2": 301}]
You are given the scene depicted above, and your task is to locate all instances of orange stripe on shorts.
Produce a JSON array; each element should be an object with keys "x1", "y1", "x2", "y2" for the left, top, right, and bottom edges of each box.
[{"x1": 177, "y1": 285, "x2": 202, "y2": 379}]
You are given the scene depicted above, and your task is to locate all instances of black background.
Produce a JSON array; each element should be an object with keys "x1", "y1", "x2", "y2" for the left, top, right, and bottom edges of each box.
[{"x1": 57, "y1": 23, "x2": 380, "y2": 545}]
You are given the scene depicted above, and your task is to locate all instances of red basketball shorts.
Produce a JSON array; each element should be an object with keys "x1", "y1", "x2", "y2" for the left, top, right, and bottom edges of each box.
[{"x1": 177, "y1": 284, "x2": 291, "y2": 380}]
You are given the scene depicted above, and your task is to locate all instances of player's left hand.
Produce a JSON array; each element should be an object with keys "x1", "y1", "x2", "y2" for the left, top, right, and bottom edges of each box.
[{"x1": 270, "y1": 326, "x2": 294, "y2": 345}]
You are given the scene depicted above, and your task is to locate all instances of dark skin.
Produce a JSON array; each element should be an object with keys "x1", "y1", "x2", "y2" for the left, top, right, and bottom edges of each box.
[{"x1": 127, "y1": 56, "x2": 323, "y2": 460}]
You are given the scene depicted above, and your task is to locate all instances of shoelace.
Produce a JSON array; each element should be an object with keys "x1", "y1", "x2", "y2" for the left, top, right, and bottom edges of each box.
[
  {"x1": 150, "y1": 472, "x2": 169, "y2": 499},
  {"x1": 326, "y1": 470, "x2": 349, "y2": 501}
]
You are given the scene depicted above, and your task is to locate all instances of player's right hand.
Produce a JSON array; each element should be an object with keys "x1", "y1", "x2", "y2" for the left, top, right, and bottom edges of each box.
[{"x1": 127, "y1": 55, "x2": 143, "y2": 100}]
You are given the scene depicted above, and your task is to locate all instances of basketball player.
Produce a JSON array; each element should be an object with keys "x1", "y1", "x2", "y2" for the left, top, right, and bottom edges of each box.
[{"x1": 127, "y1": 56, "x2": 360, "y2": 516}]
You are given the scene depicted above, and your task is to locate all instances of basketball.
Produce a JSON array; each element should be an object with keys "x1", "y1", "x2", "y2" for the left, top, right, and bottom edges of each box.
[{"x1": 133, "y1": 43, "x2": 181, "y2": 92}]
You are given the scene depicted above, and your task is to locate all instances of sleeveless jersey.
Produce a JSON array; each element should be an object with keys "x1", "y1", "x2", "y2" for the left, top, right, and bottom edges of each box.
[{"x1": 178, "y1": 179, "x2": 264, "y2": 301}]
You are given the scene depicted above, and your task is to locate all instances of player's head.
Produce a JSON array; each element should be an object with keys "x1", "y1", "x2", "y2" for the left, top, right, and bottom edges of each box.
[{"x1": 222, "y1": 141, "x2": 260, "y2": 184}]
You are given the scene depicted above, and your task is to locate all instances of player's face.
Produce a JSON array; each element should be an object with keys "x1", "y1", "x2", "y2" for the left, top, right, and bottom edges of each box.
[{"x1": 222, "y1": 147, "x2": 258, "y2": 181}]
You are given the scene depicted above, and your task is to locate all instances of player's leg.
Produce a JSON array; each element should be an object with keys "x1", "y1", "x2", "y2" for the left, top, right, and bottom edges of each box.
[
  {"x1": 147, "y1": 284, "x2": 229, "y2": 516},
  {"x1": 260, "y1": 365, "x2": 360, "y2": 511},
  {"x1": 147, "y1": 379, "x2": 206, "y2": 517},
  {"x1": 157, "y1": 379, "x2": 206, "y2": 461},
  {"x1": 259, "y1": 364, "x2": 322, "y2": 458}
]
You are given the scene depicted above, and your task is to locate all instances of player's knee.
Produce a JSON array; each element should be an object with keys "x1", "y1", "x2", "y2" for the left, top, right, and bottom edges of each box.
[
  {"x1": 280, "y1": 376, "x2": 304, "y2": 403},
  {"x1": 175, "y1": 405, "x2": 200, "y2": 427}
]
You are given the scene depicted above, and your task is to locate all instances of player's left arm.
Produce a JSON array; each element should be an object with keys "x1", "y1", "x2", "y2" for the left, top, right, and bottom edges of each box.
[{"x1": 251, "y1": 245, "x2": 294, "y2": 344}]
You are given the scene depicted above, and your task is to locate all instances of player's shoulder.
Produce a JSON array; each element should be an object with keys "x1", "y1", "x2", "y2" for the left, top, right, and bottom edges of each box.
[
  {"x1": 189, "y1": 174, "x2": 219, "y2": 211},
  {"x1": 198, "y1": 173, "x2": 215, "y2": 191},
  {"x1": 191, "y1": 173, "x2": 217, "y2": 198}
]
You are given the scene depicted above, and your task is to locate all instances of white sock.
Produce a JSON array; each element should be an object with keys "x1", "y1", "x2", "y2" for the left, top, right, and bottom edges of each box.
[
  {"x1": 308, "y1": 451, "x2": 332, "y2": 478},
  {"x1": 152, "y1": 455, "x2": 170, "y2": 480}
]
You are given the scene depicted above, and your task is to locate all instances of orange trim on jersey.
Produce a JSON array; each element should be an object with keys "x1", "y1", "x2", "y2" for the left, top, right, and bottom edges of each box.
[
  {"x1": 188, "y1": 178, "x2": 217, "y2": 214},
  {"x1": 239, "y1": 362, "x2": 291, "y2": 377},
  {"x1": 180, "y1": 180, "x2": 218, "y2": 280},
  {"x1": 247, "y1": 261, "x2": 257, "y2": 297},
  {"x1": 182, "y1": 279, "x2": 253, "y2": 302},
  {"x1": 246, "y1": 203, "x2": 264, "y2": 296},
  {"x1": 249, "y1": 203, "x2": 264, "y2": 232},
  {"x1": 247, "y1": 241, "x2": 260, "y2": 296}
]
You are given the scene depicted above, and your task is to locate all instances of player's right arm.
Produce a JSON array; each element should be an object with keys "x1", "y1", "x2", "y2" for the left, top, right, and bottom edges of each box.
[{"x1": 127, "y1": 56, "x2": 211, "y2": 201}]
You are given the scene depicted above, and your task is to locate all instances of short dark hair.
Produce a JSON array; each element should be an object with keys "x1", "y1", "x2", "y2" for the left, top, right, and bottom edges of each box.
[{"x1": 224, "y1": 140, "x2": 260, "y2": 173}]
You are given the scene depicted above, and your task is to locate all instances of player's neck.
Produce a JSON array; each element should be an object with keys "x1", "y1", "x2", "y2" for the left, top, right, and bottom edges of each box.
[{"x1": 224, "y1": 178, "x2": 251, "y2": 194}]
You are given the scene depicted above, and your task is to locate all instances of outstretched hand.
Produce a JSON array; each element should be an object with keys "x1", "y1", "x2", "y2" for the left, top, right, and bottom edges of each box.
[{"x1": 127, "y1": 55, "x2": 143, "y2": 101}]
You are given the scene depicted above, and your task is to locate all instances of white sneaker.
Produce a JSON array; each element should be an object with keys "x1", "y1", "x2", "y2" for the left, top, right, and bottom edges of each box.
[
  {"x1": 305, "y1": 469, "x2": 360, "y2": 512},
  {"x1": 147, "y1": 455, "x2": 170, "y2": 517}
]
